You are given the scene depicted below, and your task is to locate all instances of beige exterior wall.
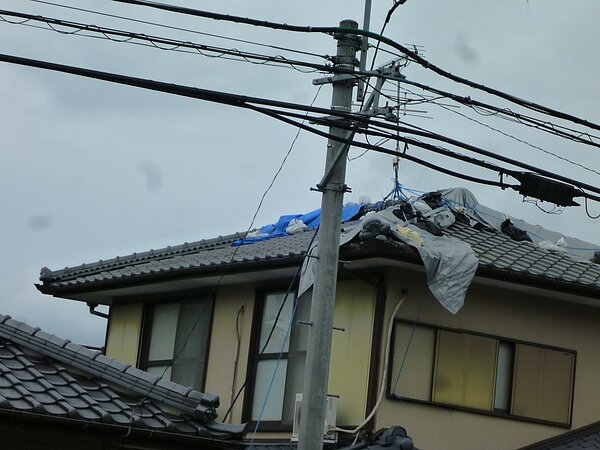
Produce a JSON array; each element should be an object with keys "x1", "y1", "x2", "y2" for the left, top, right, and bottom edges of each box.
[
  {"x1": 376, "y1": 268, "x2": 600, "y2": 450},
  {"x1": 204, "y1": 283, "x2": 256, "y2": 423},
  {"x1": 105, "y1": 303, "x2": 143, "y2": 366}
]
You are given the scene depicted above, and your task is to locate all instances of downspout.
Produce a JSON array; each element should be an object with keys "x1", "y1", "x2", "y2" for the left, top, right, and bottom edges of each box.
[{"x1": 87, "y1": 302, "x2": 109, "y2": 319}]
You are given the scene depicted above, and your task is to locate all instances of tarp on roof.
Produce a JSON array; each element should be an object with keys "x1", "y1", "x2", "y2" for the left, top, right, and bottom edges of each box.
[
  {"x1": 299, "y1": 206, "x2": 479, "y2": 314},
  {"x1": 232, "y1": 203, "x2": 364, "y2": 246},
  {"x1": 440, "y1": 187, "x2": 600, "y2": 261}
]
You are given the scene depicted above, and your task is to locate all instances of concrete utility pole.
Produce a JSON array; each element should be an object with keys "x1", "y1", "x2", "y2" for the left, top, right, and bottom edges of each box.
[{"x1": 298, "y1": 20, "x2": 360, "y2": 450}]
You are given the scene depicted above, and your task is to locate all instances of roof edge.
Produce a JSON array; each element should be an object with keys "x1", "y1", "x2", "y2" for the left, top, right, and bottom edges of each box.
[{"x1": 0, "y1": 314, "x2": 218, "y2": 421}]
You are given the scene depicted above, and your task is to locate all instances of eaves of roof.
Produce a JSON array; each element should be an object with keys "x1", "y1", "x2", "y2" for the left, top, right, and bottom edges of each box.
[
  {"x1": 0, "y1": 408, "x2": 246, "y2": 449},
  {"x1": 36, "y1": 222, "x2": 600, "y2": 301},
  {"x1": 37, "y1": 230, "x2": 315, "y2": 296}
]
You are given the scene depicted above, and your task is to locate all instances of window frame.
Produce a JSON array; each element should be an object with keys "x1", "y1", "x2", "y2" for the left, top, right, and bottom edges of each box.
[
  {"x1": 243, "y1": 286, "x2": 304, "y2": 431},
  {"x1": 387, "y1": 319, "x2": 576, "y2": 428},
  {"x1": 138, "y1": 291, "x2": 215, "y2": 393}
]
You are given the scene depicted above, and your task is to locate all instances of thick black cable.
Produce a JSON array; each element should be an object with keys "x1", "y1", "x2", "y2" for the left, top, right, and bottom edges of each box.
[
  {"x1": 401, "y1": 78, "x2": 600, "y2": 149},
  {"x1": 112, "y1": 0, "x2": 600, "y2": 132},
  {"x1": 7, "y1": 8, "x2": 598, "y2": 152},
  {"x1": 246, "y1": 104, "x2": 516, "y2": 189},
  {"x1": 2, "y1": 51, "x2": 599, "y2": 202}
]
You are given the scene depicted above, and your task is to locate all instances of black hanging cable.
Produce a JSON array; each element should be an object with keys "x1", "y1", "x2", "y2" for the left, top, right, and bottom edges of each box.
[
  {"x1": 0, "y1": 10, "x2": 330, "y2": 72},
  {"x1": 2, "y1": 51, "x2": 599, "y2": 203},
  {"x1": 112, "y1": 0, "x2": 600, "y2": 132},
  {"x1": 401, "y1": 78, "x2": 600, "y2": 149},
  {"x1": 28, "y1": 0, "x2": 328, "y2": 60}
]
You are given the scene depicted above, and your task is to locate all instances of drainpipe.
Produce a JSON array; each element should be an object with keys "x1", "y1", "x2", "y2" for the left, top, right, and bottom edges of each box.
[{"x1": 87, "y1": 302, "x2": 109, "y2": 319}]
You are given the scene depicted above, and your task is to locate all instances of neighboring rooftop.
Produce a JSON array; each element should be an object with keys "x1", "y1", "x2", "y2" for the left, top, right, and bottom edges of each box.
[
  {"x1": 0, "y1": 314, "x2": 245, "y2": 443},
  {"x1": 518, "y1": 420, "x2": 600, "y2": 450}
]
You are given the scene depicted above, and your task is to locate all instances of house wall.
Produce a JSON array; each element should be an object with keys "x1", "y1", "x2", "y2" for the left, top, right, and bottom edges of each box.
[
  {"x1": 376, "y1": 268, "x2": 600, "y2": 450},
  {"x1": 105, "y1": 303, "x2": 143, "y2": 366},
  {"x1": 204, "y1": 283, "x2": 256, "y2": 423}
]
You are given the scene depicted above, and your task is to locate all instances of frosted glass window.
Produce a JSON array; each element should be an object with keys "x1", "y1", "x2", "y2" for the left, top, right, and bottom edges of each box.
[
  {"x1": 252, "y1": 359, "x2": 288, "y2": 421},
  {"x1": 512, "y1": 344, "x2": 574, "y2": 424},
  {"x1": 259, "y1": 293, "x2": 293, "y2": 354},
  {"x1": 433, "y1": 330, "x2": 497, "y2": 411},
  {"x1": 391, "y1": 322, "x2": 436, "y2": 402},
  {"x1": 148, "y1": 303, "x2": 179, "y2": 361},
  {"x1": 144, "y1": 298, "x2": 212, "y2": 391}
]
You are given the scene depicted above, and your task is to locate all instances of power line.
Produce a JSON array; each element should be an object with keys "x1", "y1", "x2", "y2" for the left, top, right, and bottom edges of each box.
[
  {"x1": 0, "y1": 10, "x2": 329, "y2": 73},
  {"x1": 396, "y1": 85, "x2": 600, "y2": 177},
  {"x1": 1, "y1": 51, "x2": 599, "y2": 204},
  {"x1": 28, "y1": 0, "x2": 328, "y2": 60},
  {"x1": 112, "y1": 0, "x2": 600, "y2": 133},
  {"x1": 401, "y1": 78, "x2": 600, "y2": 150}
]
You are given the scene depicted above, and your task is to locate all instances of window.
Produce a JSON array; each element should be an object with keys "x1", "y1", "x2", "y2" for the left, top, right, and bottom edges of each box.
[
  {"x1": 247, "y1": 280, "x2": 378, "y2": 428},
  {"x1": 390, "y1": 322, "x2": 575, "y2": 426},
  {"x1": 247, "y1": 291, "x2": 310, "y2": 426},
  {"x1": 142, "y1": 298, "x2": 212, "y2": 391}
]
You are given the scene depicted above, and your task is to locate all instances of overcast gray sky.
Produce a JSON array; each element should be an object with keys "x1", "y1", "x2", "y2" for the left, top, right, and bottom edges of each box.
[{"x1": 1, "y1": 0, "x2": 599, "y2": 346}]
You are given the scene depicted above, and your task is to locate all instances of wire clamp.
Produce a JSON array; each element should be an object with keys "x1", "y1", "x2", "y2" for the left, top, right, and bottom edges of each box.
[{"x1": 311, "y1": 183, "x2": 351, "y2": 193}]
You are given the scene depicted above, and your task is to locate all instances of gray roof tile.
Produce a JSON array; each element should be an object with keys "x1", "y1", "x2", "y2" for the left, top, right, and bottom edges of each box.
[
  {"x1": 36, "y1": 215, "x2": 600, "y2": 299},
  {"x1": 519, "y1": 421, "x2": 600, "y2": 450},
  {"x1": 0, "y1": 314, "x2": 246, "y2": 440}
]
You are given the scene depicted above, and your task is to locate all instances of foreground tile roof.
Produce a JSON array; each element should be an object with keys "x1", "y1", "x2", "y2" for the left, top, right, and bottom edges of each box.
[
  {"x1": 37, "y1": 219, "x2": 600, "y2": 299},
  {"x1": 0, "y1": 314, "x2": 245, "y2": 440},
  {"x1": 518, "y1": 421, "x2": 600, "y2": 450}
]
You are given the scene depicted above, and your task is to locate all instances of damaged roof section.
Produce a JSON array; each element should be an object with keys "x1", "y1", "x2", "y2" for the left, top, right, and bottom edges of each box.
[
  {"x1": 0, "y1": 314, "x2": 245, "y2": 440},
  {"x1": 36, "y1": 188, "x2": 600, "y2": 301}
]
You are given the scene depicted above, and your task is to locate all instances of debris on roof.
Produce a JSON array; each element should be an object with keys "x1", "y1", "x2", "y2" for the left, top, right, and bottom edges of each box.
[{"x1": 36, "y1": 188, "x2": 600, "y2": 301}]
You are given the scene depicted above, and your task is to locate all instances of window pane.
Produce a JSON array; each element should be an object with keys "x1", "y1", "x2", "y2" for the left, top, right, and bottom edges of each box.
[
  {"x1": 433, "y1": 330, "x2": 497, "y2": 411},
  {"x1": 512, "y1": 344, "x2": 574, "y2": 424},
  {"x1": 172, "y1": 299, "x2": 212, "y2": 389},
  {"x1": 494, "y1": 341, "x2": 514, "y2": 411},
  {"x1": 148, "y1": 303, "x2": 179, "y2": 361},
  {"x1": 174, "y1": 299, "x2": 211, "y2": 359},
  {"x1": 391, "y1": 322, "x2": 436, "y2": 402},
  {"x1": 146, "y1": 364, "x2": 172, "y2": 381},
  {"x1": 252, "y1": 359, "x2": 288, "y2": 421},
  {"x1": 259, "y1": 293, "x2": 293, "y2": 354}
]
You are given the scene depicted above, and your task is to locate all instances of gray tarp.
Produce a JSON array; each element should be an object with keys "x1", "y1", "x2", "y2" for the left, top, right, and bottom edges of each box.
[
  {"x1": 440, "y1": 187, "x2": 600, "y2": 261},
  {"x1": 299, "y1": 207, "x2": 479, "y2": 314}
]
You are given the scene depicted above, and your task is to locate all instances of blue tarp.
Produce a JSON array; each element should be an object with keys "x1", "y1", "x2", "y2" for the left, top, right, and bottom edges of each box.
[{"x1": 232, "y1": 203, "x2": 364, "y2": 246}]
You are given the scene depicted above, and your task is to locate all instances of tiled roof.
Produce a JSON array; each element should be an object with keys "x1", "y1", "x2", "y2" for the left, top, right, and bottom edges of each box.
[
  {"x1": 38, "y1": 230, "x2": 315, "y2": 291},
  {"x1": 445, "y1": 222, "x2": 600, "y2": 290},
  {"x1": 518, "y1": 421, "x2": 600, "y2": 449},
  {"x1": 0, "y1": 314, "x2": 245, "y2": 440},
  {"x1": 37, "y1": 219, "x2": 600, "y2": 298}
]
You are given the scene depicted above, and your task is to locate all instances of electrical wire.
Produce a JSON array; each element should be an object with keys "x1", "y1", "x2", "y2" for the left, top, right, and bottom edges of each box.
[
  {"x1": 401, "y1": 78, "x2": 600, "y2": 150},
  {"x1": 120, "y1": 76, "x2": 323, "y2": 435},
  {"x1": 390, "y1": 296, "x2": 425, "y2": 394},
  {"x1": 111, "y1": 0, "x2": 600, "y2": 133},
  {"x1": 2, "y1": 51, "x2": 599, "y2": 204},
  {"x1": 222, "y1": 230, "x2": 319, "y2": 422},
  {"x1": 0, "y1": 10, "x2": 329, "y2": 73},
  {"x1": 228, "y1": 303, "x2": 246, "y2": 424},
  {"x1": 28, "y1": 0, "x2": 328, "y2": 60}
]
